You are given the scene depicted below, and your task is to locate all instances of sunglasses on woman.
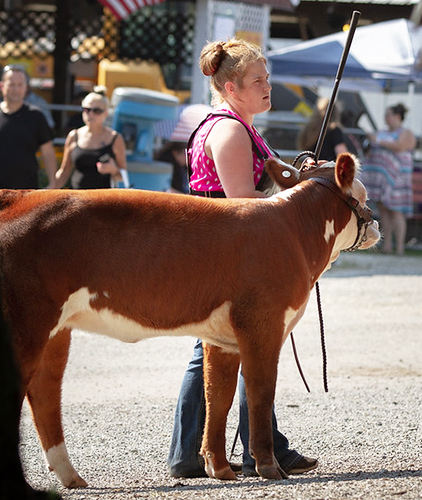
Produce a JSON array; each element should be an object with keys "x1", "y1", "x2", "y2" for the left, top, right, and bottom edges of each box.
[{"x1": 82, "y1": 107, "x2": 105, "y2": 115}]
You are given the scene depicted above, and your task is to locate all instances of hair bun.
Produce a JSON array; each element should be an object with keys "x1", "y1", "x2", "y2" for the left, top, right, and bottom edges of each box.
[
  {"x1": 202, "y1": 42, "x2": 225, "y2": 77},
  {"x1": 93, "y1": 85, "x2": 108, "y2": 96}
]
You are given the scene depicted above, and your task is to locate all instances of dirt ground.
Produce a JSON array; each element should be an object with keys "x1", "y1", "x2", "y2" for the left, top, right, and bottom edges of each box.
[{"x1": 20, "y1": 250, "x2": 422, "y2": 500}]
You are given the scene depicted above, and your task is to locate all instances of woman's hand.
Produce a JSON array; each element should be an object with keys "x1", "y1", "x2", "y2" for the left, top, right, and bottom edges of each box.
[
  {"x1": 367, "y1": 133, "x2": 377, "y2": 144},
  {"x1": 96, "y1": 155, "x2": 120, "y2": 176}
]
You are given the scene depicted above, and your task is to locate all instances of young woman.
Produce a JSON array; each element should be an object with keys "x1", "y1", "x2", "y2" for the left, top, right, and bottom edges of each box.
[
  {"x1": 168, "y1": 38, "x2": 318, "y2": 479},
  {"x1": 55, "y1": 86, "x2": 127, "y2": 189},
  {"x1": 361, "y1": 103, "x2": 416, "y2": 255}
]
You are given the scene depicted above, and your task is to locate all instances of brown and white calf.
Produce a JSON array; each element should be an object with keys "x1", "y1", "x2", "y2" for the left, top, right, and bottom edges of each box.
[{"x1": 0, "y1": 153, "x2": 379, "y2": 487}]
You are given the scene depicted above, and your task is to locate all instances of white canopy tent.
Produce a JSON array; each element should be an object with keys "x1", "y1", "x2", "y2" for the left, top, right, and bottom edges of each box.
[
  {"x1": 267, "y1": 19, "x2": 422, "y2": 135},
  {"x1": 267, "y1": 18, "x2": 422, "y2": 92}
]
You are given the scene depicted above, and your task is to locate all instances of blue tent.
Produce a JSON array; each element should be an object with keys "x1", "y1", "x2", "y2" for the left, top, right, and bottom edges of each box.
[{"x1": 267, "y1": 19, "x2": 422, "y2": 93}]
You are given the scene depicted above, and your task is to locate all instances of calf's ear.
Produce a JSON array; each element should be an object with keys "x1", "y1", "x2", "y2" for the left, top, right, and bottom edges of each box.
[
  {"x1": 335, "y1": 153, "x2": 358, "y2": 191},
  {"x1": 265, "y1": 158, "x2": 300, "y2": 189}
]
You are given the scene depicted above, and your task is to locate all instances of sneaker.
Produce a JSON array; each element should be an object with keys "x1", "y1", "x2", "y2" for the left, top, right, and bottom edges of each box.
[
  {"x1": 230, "y1": 462, "x2": 243, "y2": 474},
  {"x1": 169, "y1": 465, "x2": 208, "y2": 478},
  {"x1": 242, "y1": 454, "x2": 318, "y2": 477},
  {"x1": 286, "y1": 455, "x2": 318, "y2": 475}
]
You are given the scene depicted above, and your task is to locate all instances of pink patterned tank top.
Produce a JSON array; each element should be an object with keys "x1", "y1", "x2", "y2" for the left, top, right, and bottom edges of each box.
[{"x1": 189, "y1": 109, "x2": 272, "y2": 194}]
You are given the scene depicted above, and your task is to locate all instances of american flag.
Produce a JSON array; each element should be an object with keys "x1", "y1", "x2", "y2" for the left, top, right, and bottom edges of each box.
[{"x1": 98, "y1": 0, "x2": 166, "y2": 20}]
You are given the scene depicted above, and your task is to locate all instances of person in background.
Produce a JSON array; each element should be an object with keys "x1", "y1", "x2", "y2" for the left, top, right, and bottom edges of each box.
[
  {"x1": 168, "y1": 38, "x2": 317, "y2": 479},
  {"x1": 297, "y1": 97, "x2": 348, "y2": 161},
  {"x1": 361, "y1": 103, "x2": 416, "y2": 255},
  {"x1": 55, "y1": 86, "x2": 127, "y2": 189},
  {"x1": 0, "y1": 64, "x2": 57, "y2": 189},
  {"x1": 155, "y1": 104, "x2": 213, "y2": 194},
  {"x1": 0, "y1": 64, "x2": 55, "y2": 130}
]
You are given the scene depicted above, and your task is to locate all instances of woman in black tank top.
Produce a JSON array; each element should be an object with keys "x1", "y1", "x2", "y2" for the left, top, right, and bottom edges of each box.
[
  {"x1": 70, "y1": 131, "x2": 117, "y2": 189},
  {"x1": 55, "y1": 87, "x2": 127, "y2": 189}
]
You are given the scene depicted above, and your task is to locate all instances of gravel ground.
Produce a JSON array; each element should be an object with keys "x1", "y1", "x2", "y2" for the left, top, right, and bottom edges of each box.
[{"x1": 20, "y1": 250, "x2": 422, "y2": 500}]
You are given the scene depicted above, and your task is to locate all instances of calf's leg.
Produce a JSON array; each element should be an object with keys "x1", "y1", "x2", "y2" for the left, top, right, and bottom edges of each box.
[
  {"x1": 26, "y1": 329, "x2": 87, "y2": 488},
  {"x1": 237, "y1": 333, "x2": 287, "y2": 480},
  {"x1": 200, "y1": 343, "x2": 240, "y2": 480}
]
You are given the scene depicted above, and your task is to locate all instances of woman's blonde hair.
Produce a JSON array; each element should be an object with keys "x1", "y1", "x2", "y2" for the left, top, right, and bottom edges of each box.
[
  {"x1": 297, "y1": 97, "x2": 341, "y2": 151},
  {"x1": 199, "y1": 39, "x2": 266, "y2": 106},
  {"x1": 81, "y1": 85, "x2": 110, "y2": 110}
]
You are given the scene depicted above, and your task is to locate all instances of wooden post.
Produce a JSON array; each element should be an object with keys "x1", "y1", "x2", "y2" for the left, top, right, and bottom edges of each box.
[{"x1": 53, "y1": 0, "x2": 71, "y2": 135}]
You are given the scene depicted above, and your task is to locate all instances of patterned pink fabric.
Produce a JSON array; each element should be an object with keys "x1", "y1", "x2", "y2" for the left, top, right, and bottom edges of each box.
[
  {"x1": 360, "y1": 128, "x2": 413, "y2": 214},
  {"x1": 189, "y1": 109, "x2": 272, "y2": 193}
]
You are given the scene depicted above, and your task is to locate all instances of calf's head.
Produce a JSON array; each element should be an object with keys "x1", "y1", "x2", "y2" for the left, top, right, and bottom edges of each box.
[{"x1": 265, "y1": 153, "x2": 381, "y2": 251}]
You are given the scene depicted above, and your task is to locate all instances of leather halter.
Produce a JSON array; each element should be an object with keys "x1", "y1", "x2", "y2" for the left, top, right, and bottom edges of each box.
[{"x1": 308, "y1": 176, "x2": 375, "y2": 252}]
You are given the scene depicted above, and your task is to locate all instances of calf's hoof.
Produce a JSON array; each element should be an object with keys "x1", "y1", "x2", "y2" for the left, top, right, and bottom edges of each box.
[
  {"x1": 213, "y1": 465, "x2": 237, "y2": 481},
  {"x1": 257, "y1": 463, "x2": 288, "y2": 480},
  {"x1": 49, "y1": 467, "x2": 88, "y2": 489},
  {"x1": 65, "y1": 475, "x2": 89, "y2": 489},
  {"x1": 48, "y1": 466, "x2": 88, "y2": 488},
  {"x1": 203, "y1": 451, "x2": 237, "y2": 481}
]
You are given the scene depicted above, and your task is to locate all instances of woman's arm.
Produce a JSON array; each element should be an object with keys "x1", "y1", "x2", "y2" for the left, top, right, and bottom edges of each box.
[
  {"x1": 206, "y1": 119, "x2": 266, "y2": 198},
  {"x1": 377, "y1": 128, "x2": 416, "y2": 153},
  {"x1": 55, "y1": 130, "x2": 77, "y2": 189},
  {"x1": 112, "y1": 133, "x2": 127, "y2": 173}
]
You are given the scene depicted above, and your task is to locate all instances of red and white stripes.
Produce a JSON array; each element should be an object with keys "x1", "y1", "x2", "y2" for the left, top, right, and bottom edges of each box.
[{"x1": 98, "y1": 0, "x2": 165, "y2": 20}]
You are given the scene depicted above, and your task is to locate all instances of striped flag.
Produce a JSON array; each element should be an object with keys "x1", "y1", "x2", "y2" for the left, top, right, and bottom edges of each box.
[{"x1": 98, "y1": 0, "x2": 165, "y2": 20}]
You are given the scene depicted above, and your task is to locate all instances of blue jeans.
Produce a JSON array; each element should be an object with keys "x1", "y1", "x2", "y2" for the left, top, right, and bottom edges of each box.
[{"x1": 168, "y1": 339, "x2": 296, "y2": 475}]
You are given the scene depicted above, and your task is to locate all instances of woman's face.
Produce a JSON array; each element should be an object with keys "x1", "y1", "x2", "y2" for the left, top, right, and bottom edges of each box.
[
  {"x1": 232, "y1": 60, "x2": 272, "y2": 115},
  {"x1": 81, "y1": 97, "x2": 108, "y2": 126},
  {"x1": 384, "y1": 108, "x2": 402, "y2": 129}
]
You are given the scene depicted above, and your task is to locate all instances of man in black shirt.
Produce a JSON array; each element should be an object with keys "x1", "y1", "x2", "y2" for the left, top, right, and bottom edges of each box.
[{"x1": 0, "y1": 65, "x2": 57, "y2": 189}]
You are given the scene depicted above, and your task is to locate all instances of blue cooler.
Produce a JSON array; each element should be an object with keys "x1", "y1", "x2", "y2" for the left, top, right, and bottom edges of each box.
[
  {"x1": 110, "y1": 87, "x2": 179, "y2": 191},
  {"x1": 122, "y1": 161, "x2": 173, "y2": 191}
]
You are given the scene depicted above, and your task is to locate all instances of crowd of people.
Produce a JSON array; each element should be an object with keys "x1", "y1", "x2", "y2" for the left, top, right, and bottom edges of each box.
[
  {"x1": 0, "y1": 65, "x2": 127, "y2": 191},
  {"x1": 297, "y1": 97, "x2": 416, "y2": 256}
]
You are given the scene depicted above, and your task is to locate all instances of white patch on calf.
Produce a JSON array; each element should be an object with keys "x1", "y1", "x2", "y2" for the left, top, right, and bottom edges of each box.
[
  {"x1": 333, "y1": 216, "x2": 359, "y2": 254},
  {"x1": 324, "y1": 219, "x2": 335, "y2": 243},
  {"x1": 283, "y1": 303, "x2": 308, "y2": 339},
  {"x1": 322, "y1": 216, "x2": 358, "y2": 273},
  {"x1": 49, "y1": 288, "x2": 96, "y2": 339},
  {"x1": 50, "y1": 288, "x2": 239, "y2": 352}
]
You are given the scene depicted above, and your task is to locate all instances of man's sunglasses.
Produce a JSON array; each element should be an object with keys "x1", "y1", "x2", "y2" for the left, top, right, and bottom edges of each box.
[{"x1": 82, "y1": 107, "x2": 105, "y2": 115}]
